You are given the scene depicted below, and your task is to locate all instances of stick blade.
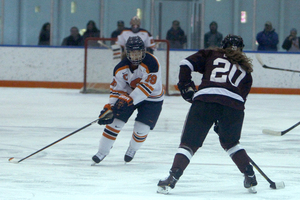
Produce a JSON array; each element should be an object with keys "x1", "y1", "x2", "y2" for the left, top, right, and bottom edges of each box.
[
  {"x1": 255, "y1": 54, "x2": 265, "y2": 66},
  {"x1": 8, "y1": 157, "x2": 19, "y2": 164},
  {"x1": 270, "y1": 181, "x2": 285, "y2": 189},
  {"x1": 262, "y1": 129, "x2": 282, "y2": 136}
]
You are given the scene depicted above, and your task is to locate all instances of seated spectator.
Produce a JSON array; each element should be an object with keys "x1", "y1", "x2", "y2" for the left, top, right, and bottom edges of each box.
[
  {"x1": 82, "y1": 20, "x2": 100, "y2": 42},
  {"x1": 111, "y1": 20, "x2": 125, "y2": 44},
  {"x1": 61, "y1": 26, "x2": 84, "y2": 46},
  {"x1": 282, "y1": 28, "x2": 300, "y2": 52},
  {"x1": 204, "y1": 21, "x2": 223, "y2": 48},
  {"x1": 38, "y1": 22, "x2": 50, "y2": 46},
  {"x1": 256, "y1": 21, "x2": 279, "y2": 51},
  {"x1": 166, "y1": 20, "x2": 187, "y2": 49}
]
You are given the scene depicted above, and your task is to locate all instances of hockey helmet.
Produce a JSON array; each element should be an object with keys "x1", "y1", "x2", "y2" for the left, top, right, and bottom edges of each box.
[
  {"x1": 221, "y1": 34, "x2": 245, "y2": 50},
  {"x1": 130, "y1": 16, "x2": 141, "y2": 26},
  {"x1": 125, "y1": 36, "x2": 146, "y2": 65},
  {"x1": 130, "y1": 16, "x2": 141, "y2": 33}
]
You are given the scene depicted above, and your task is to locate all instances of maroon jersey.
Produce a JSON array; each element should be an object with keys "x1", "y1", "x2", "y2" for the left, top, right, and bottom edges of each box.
[{"x1": 179, "y1": 49, "x2": 252, "y2": 110}]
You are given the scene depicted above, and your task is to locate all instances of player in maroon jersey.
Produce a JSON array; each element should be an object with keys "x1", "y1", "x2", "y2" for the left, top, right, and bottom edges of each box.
[{"x1": 157, "y1": 34, "x2": 257, "y2": 194}]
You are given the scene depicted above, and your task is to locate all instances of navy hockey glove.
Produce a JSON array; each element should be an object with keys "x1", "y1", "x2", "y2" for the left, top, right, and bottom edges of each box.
[
  {"x1": 177, "y1": 81, "x2": 196, "y2": 103},
  {"x1": 98, "y1": 104, "x2": 114, "y2": 125},
  {"x1": 113, "y1": 94, "x2": 134, "y2": 117}
]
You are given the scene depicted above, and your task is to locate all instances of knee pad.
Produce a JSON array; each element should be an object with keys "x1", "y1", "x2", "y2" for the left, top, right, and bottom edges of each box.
[
  {"x1": 110, "y1": 118, "x2": 126, "y2": 129},
  {"x1": 132, "y1": 121, "x2": 150, "y2": 142}
]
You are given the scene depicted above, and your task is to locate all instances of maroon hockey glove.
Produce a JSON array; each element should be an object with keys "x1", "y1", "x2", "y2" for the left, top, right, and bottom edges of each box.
[
  {"x1": 98, "y1": 104, "x2": 114, "y2": 125},
  {"x1": 113, "y1": 94, "x2": 134, "y2": 117},
  {"x1": 177, "y1": 81, "x2": 196, "y2": 103}
]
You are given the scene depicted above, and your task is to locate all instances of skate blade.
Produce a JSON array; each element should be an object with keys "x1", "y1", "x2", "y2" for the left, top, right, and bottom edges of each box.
[
  {"x1": 248, "y1": 186, "x2": 257, "y2": 194},
  {"x1": 157, "y1": 186, "x2": 171, "y2": 194}
]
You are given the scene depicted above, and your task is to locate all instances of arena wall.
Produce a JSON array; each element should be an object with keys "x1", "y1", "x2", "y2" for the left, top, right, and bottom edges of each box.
[{"x1": 0, "y1": 46, "x2": 299, "y2": 94}]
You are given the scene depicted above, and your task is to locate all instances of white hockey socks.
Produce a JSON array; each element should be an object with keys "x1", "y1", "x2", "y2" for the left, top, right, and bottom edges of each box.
[
  {"x1": 97, "y1": 118, "x2": 125, "y2": 155},
  {"x1": 129, "y1": 121, "x2": 150, "y2": 151}
]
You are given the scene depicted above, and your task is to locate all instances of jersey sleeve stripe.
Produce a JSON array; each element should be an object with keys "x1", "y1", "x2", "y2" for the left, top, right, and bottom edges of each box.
[
  {"x1": 149, "y1": 89, "x2": 164, "y2": 98},
  {"x1": 180, "y1": 59, "x2": 194, "y2": 71},
  {"x1": 141, "y1": 82, "x2": 154, "y2": 92},
  {"x1": 137, "y1": 85, "x2": 151, "y2": 96}
]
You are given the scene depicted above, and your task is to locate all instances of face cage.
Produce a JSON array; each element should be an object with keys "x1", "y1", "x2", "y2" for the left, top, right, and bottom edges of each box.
[
  {"x1": 223, "y1": 39, "x2": 244, "y2": 50},
  {"x1": 126, "y1": 49, "x2": 145, "y2": 65}
]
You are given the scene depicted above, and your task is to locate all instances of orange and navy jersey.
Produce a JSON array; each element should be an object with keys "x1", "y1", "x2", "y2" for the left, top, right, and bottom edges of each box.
[
  {"x1": 116, "y1": 28, "x2": 155, "y2": 50},
  {"x1": 108, "y1": 52, "x2": 164, "y2": 106}
]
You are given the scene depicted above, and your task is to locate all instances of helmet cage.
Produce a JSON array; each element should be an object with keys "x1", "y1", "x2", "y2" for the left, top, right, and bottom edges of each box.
[
  {"x1": 222, "y1": 34, "x2": 245, "y2": 50},
  {"x1": 125, "y1": 36, "x2": 146, "y2": 65}
]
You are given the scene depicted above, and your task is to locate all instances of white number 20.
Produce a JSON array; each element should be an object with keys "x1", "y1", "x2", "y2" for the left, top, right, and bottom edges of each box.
[{"x1": 210, "y1": 58, "x2": 246, "y2": 87}]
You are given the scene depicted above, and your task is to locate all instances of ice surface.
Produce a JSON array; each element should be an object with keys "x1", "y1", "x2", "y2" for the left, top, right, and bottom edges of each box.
[{"x1": 1, "y1": 88, "x2": 299, "y2": 200}]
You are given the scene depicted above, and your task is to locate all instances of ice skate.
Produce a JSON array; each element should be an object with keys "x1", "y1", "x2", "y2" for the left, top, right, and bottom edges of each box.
[
  {"x1": 91, "y1": 152, "x2": 106, "y2": 166},
  {"x1": 244, "y1": 165, "x2": 257, "y2": 193},
  {"x1": 124, "y1": 146, "x2": 136, "y2": 163},
  {"x1": 157, "y1": 169, "x2": 183, "y2": 194}
]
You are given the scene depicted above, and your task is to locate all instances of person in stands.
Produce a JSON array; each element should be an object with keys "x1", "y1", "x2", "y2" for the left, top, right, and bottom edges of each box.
[
  {"x1": 256, "y1": 21, "x2": 279, "y2": 51},
  {"x1": 166, "y1": 20, "x2": 187, "y2": 49},
  {"x1": 61, "y1": 26, "x2": 83, "y2": 46}
]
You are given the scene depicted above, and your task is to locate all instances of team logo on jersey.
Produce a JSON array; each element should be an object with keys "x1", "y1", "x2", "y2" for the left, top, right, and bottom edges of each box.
[{"x1": 130, "y1": 78, "x2": 142, "y2": 89}]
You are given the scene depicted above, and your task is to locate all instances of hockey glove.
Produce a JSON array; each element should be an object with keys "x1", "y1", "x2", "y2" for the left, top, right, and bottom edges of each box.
[
  {"x1": 98, "y1": 104, "x2": 114, "y2": 125},
  {"x1": 177, "y1": 81, "x2": 196, "y2": 103},
  {"x1": 113, "y1": 94, "x2": 134, "y2": 117}
]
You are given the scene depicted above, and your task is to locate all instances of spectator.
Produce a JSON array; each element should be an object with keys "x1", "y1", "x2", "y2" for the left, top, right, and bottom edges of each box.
[
  {"x1": 82, "y1": 20, "x2": 100, "y2": 42},
  {"x1": 256, "y1": 21, "x2": 279, "y2": 51},
  {"x1": 282, "y1": 28, "x2": 300, "y2": 52},
  {"x1": 116, "y1": 16, "x2": 155, "y2": 59},
  {"x1": 204, "y1": 21, "x2": 223, "y2": 48},
  {"x1": 61, "y1": 26, "x2": 84, "y2": 46},
  {"x1": 166, "y1": 20, "x2": 187, "y2": 49},
  {"x1": 111, "y1": 20, "x2": 125, "y2": 44},
  {"x1": 38, "y1": 22, "x2": 50, "y2": 46}
]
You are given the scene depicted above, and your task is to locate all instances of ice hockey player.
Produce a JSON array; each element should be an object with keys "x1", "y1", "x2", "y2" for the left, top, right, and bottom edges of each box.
[
  {"x1": 116, "y1": 16, "x2": 155, "y2": 59},
  {"x1": 157, "y1": 34, "x2": 258, "y2": 194},
  {"x1": 92, "y1": 36, "x2": 164, "y2": 165}
]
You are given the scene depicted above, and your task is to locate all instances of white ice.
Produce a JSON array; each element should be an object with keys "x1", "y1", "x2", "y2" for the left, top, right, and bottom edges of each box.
[{"x1": 0, "y1": 87, "x2": 299, "y2": 200}]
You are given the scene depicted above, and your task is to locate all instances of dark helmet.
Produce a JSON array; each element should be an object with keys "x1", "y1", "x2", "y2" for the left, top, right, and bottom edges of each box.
[
  {"x1": 221, "y1": 34, "x2": 245, "y2": 50},
  {"x1": 125, "y1": 36, "x2": 146, "y2": 65}
]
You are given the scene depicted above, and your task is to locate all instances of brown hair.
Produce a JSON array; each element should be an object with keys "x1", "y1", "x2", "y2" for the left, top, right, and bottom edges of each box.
[{"x1": 216, "y1": 48, "x2": 253, "y2": 73}]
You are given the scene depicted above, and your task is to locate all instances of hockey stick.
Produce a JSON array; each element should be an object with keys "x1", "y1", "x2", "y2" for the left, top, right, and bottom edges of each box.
[
  {"x1": 97, "y1": 40, "x2": 121, "y2": 59},
  {"x1": 249, "y1": 158, "x2": 285, "y2": 189},
  {"x1": 255, "y1": 54, "x2": 300, "y2": 73},
  {"x1": 262, "y1": 121, "x2": 300, "y2": 136},
  {"x1": 8, "y1": 119, "x2": 99, "y2": 164}
]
